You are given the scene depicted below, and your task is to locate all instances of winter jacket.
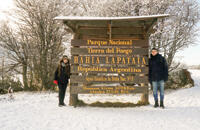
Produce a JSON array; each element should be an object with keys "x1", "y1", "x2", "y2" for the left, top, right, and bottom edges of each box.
[
  {"x1": 54, "y1": 62, "x2": 70, "y2": 85},
  {"x1": 149, "y1": 53, "x2": 168, "y2": 83}
]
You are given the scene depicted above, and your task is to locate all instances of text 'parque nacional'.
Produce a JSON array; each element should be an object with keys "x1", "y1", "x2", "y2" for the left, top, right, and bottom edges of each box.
[{"x1": 87, "y1": 40, "x2": 133, "y2": 46}]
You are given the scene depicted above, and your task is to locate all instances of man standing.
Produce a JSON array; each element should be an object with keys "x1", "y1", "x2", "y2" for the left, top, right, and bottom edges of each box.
[{"x1": 149, "y1": 48, "x2": 168, "y2": 108}]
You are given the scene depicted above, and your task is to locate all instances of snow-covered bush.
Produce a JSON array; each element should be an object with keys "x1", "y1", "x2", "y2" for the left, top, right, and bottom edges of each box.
[
  {"x1": 0, "y1": 76, "x2": 23, "y2": 94},
  {"x1": 165, "y1": 69, "x2": 194, "y2": 89}
]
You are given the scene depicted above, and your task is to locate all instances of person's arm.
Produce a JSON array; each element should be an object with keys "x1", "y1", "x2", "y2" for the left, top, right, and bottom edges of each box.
[
  {"x1": 163, "y1": 57, "x2": 168, "y2": 82},
  {"x1": 148, "y1": 59, "x2": 152, "y2": 85},
  {"x1": 67, "y1": 63, "x2": 71, "y2": 79},
  {"x1": 54, "y1": 67, "x2": 58, "y2": 85},
  {"x1": 68, "y1": 65, "x2": 71, "y2": 78}
]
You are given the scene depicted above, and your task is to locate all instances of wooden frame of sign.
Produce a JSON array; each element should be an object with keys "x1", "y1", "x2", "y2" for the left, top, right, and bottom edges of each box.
[{"x1": 55, "y1": 15, "x2": 169, "y2": 107}]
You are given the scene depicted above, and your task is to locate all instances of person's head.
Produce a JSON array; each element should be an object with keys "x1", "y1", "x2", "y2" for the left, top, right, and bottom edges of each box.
[
  {"x1": 151, "y1": 48, "x2": 158, "y2": 56},
  {"x1": 62, "y1": 55, "x2": 68, "y2": 64}
]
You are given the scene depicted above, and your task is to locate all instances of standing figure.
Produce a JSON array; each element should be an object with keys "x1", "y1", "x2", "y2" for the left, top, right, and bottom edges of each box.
[
  {"x1": 149, "y1": 48, "x2": 168, "y2": 108},
  {"x1": 54, "y1": 55, "x2": 70, "y2": 107}
]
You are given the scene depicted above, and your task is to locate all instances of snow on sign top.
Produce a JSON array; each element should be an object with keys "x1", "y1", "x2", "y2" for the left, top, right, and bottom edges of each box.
[{"x1": 54, "y1": 14, "x2": 169, "y2": 21}]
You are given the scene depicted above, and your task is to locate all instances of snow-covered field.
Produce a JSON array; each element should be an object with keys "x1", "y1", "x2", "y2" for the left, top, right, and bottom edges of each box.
[{"x1": 0, "y1": 70, "x2": 200, "y2": 130}]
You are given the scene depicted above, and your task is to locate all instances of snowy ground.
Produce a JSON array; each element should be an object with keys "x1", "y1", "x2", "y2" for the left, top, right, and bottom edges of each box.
[{"x1": 0, "y1": 70, "x2": 200, "y2": 130}]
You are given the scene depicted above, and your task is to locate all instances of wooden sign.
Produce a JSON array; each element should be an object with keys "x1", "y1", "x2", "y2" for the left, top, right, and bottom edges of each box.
[
  {"x1": 71, "y1": 65, "x2": 148, "y2": 74},
  {"x1": 57, "y1": 15, "x2": 169, "y2": 106},
  {"x1": 71, "y1": 48, "x2": 148, "y2": 55},
  {"x1": 71, "y1": 56, "x2": 148, "y2": 65},
  {"x1": 71, "y1": 39, "x2": 148, "y2": 47},
  {"x1": 70, "y1": 85, "x2": 148, "y2": 94},
  {"x1": 70, "y1": 39, "x2": 148, "y2": 94},
  {"x1": 70, "y1": 75, "x2": 148, "y2": 84},
  {"x1": 77, "y1": 28, "x2": 144, "y2": 35}
]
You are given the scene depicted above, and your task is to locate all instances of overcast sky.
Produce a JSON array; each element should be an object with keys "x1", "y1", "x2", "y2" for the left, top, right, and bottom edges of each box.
[
  {"x1": 0, "y1": 0, "x2": 200, "y2": 66},
  {"x1": 0, "y1": 0, "x2": 13, "y2": 20}
]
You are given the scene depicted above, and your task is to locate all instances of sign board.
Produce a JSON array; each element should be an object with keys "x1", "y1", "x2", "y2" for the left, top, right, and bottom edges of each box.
[
  {"x1": 55, "y1": 15, "x2": 169, "y2": 106},
  {"x1": 70, "y1": 39, "x2": 148, "y2": 94}
]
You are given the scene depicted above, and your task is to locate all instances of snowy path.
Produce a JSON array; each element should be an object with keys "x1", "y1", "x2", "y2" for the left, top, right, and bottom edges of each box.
[{"x1": 0, "y1": 70, "x2": 200, "y2": 130}]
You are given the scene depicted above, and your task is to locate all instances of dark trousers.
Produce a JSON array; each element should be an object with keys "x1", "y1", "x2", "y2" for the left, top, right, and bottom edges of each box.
[{"x1": 58, "y1": 83, "x2": 67, "y2": 105}]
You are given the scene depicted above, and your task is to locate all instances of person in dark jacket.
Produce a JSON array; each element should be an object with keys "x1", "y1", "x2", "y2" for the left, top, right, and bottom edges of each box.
[
  {"x1": 54, "y1": 55, "x2": 70, "y2": 107},
  {"x1": 149, "y1": 48, "x2": 168, "y2": 108}
]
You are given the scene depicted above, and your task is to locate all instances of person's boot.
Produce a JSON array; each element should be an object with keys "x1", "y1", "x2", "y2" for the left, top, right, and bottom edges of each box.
[
  {"x1": 58, "y1": 103, "x2": 63, "y2": 107},
  {"x1": 59, "y1": 102, "x2": 66, "y2": 107},
  {"x1": 62, "y1": 103, "x2": 66, "y2": 106},
  {"x1": 154, "y1": 100, "x2": 159, "y2": 108},
  {"x1": 160, "y1": 101, "x2": 165, "y2": 108}
]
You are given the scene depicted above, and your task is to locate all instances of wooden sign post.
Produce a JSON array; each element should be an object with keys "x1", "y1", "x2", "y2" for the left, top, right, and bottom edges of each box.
[{"x1": 55, "y1": 15, "x2": 169, "y2": 107}]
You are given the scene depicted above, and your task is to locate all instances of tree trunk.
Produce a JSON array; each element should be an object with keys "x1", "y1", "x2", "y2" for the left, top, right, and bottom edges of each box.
[{"x1": 22, "y1": 63, "x2": 29, "y2": 90}]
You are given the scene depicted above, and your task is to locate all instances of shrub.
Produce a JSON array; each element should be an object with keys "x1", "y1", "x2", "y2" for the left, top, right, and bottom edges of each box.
[
  {"x1": 165, "y1": 69, "x2": 194, "y2": 89},
  {"x1": 0, "y1": 76, "x2": 23, "y2": 94}
]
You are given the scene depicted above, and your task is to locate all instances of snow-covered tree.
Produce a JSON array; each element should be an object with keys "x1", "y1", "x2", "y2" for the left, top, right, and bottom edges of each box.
[{"x1": 61, "y1": 0, "x2": 200, "y2": 69}]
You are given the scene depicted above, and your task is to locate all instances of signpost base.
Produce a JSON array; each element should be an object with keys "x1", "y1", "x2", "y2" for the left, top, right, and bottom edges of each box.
[
  {"x1": 69, "y1": 94, "x2": 78, "y2": 107},
  {"x1": 141, "y1": 93, "x2": 149, "y2": 105}
]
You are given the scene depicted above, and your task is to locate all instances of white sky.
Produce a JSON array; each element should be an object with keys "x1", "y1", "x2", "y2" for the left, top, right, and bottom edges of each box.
[
  {"x1": 0, "y1": 0, "x2": 200, "y2": 66},
  {"x1": 175, "y1": 37, "x2": 200, "y2": 66},
  {"x1": 0, "y1": 0, "x2": 14, "y2": 20}
]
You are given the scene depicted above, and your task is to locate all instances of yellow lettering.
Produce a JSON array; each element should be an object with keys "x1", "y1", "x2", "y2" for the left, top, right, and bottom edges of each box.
[
  {"x1": 87, "y1": 40, "x2": 108, "y2": 46},
  {"x1": 80, "y1": 57, "x2": 83, "y2": 64},
  {"x1": 127, "y1": 57, "x2": 130, "y2": 64},
  {"x1": 88, "y1": 48, "x2": 105, "y2": 54},
  {"x1": 96, "y1": 57, "x2": 100, "y2": 64},
  {"x1": 92, "y1": 57, "x2": 94, "y2": 64},
  {"x1": 117, "y1": 57, "x2": 122, "y2": 64},
  {"x1": 111, "y1": 57, "x2": 115, "y2": 64},
  {"x1": 87, "y1": 40, "x2": 91, "y2": 45},
  {"x1": 122, "y1": 57, "x2": 126, "y2": 64},
  {"x1": 132, "y1": 57, "x2": 136, "y2": 64},
  {"x1": 142, "y1": 57, "x2": 146, "y2": 65},
  {"x1": 109, "y1": 40, "x2": 133, "y2": 46},
  {"x1": 74, "y1": 56, "x2": 78, "y2": 64},
  {"x1": 106, "y1": 57, "x2": 109, "y2": 64},
  {"x1": 137, "y1": 57, "x2": 140, "y2": 64},
  {"x1": 86, "y1": 57, "x2": 90, "y2": 64}
]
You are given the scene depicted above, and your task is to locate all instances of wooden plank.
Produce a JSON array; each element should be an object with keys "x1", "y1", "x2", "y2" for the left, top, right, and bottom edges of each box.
[
  {"x1": 71, "y1": 56, "x2": 148, "y2": 65},
  {"x1": 78, "y1": 28, "x2": 107, "y2": 35},
  {"x1": 71, "y1": 65, "x2": 148, "y2": 74},
  {"x1": 146, "y1": 19, "x2": 157, "y2": 36},
  {"x1": 78, "y1": 28, "x2": 144, "y2": 35},
  {"x1": 71, "y1": 48, "x2": 148, "y2": 55},
  {"x1": 80, "y1": 34, "x2": 144, "y2": 40},
  {"x1": 64, "y1": 19, "x2": 155, "y2": 33},
  {"x1": 71, "y1": 20, "x2": 153, "y2": 28},
  {"x1": 111, "y1": 19, "x2": 154, "y2": 25},
  {"x1": 70, "y1": 85, "x2": 148, "y2": 94},
  {"x1": 70, "y1": 75, "x2": 148, "y2": 84},
  {"x1": 79, "y1": 26, "x2": 144, "y2": 30},
  {"x1": 71, "y1": 39, "x2": 148, "y2": 47}
]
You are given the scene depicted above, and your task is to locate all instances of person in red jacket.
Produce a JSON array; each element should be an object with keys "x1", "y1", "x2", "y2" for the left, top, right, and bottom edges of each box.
[{"x1": 54, "y1": 55, "x2": 70, "y2": 107}]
